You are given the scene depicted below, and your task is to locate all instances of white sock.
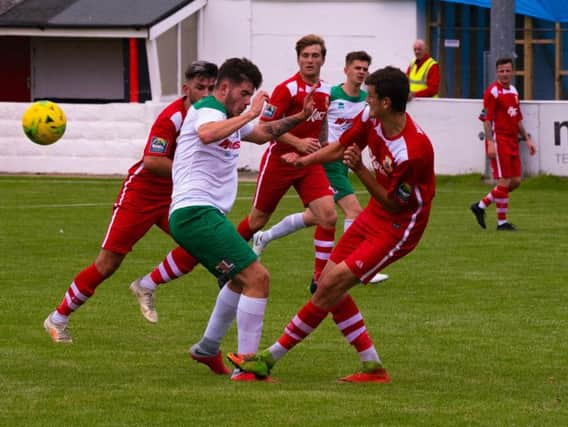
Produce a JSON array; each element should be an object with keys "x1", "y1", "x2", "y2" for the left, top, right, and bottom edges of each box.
[
  {"x1": 236, "y1": 295, "x2": 267, "y2": 354},
  {"x1": 139, "y1": 274, "x2": 157, "y2": 291},
  {"x1": 268, "y1": 342, "x2": 288, "y2": 361},
  {"x1": 359, "y1": 346, "x2": 382, "y2": 364},
  {"x1": 51, "y1": 310, "x2": 69, "y2": 324},
  {"x1": 200, "y1": 285, "x2": 240, "y2": 352},
  {"x1": 343, "y1": 218, "x2": 354, "y2": 232},
  {"x1": 264, "y1": 212, "x2": 306, "y2": 244}
]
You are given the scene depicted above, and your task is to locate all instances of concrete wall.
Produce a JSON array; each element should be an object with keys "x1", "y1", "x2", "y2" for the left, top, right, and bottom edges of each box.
[{"x1": 2, "y1": 98, "x2": 568, "y2": 176}]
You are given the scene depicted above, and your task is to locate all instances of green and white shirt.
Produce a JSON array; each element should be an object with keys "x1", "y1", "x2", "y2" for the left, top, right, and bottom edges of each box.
[
  {"x1": 170, "y1": 96, "x2": 254, "y2": 215},
  {"x1": 326, "y1": 84, "x2": 367, "y2": 142}
]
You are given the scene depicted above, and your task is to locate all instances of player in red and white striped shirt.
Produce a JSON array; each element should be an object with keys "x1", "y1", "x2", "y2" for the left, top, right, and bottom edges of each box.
[
  {"x1": 470, "y1": 57, "x2": 536, "y2": 231},
  {"x1": 229, "y1": 66, "x2": 435, "y2": 382},
  {"x1": 43, "y1": 62, "x2": 221, "y2": 348},
  {"x1": 236, "y1": 34, "x2": 337, "y2": 286}
]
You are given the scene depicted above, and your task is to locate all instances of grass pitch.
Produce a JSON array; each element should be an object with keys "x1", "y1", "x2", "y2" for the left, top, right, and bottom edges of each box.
[{"x1": 1, "y1": 174, "x2": 567, "y2": 426}]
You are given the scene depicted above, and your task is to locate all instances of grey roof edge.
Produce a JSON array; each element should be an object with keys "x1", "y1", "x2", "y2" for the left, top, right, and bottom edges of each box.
[{"x1": 0, "y1": 0, "x2": 196, "y2": 29}]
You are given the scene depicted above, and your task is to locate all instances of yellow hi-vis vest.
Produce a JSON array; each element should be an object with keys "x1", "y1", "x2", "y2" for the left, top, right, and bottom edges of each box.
[{"x1": 408, "y1": 57, "x2": 439, "y2": 97}]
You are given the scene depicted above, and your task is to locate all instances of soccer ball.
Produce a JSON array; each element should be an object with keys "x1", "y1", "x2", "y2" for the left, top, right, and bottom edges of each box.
[{"x1": 22, "y1": 100, "x2": 67, "y2": 145}]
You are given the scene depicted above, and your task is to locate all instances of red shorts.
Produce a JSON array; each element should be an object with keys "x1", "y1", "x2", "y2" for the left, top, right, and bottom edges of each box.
[
  {"x1": 490, "y1": 134, "x2": 521, "y2": 179},
  {"x1": 253, "y1": 144, "x2": 333, "y2": 213},
  {"x1": 330, "y1": 204, "x2": 431, "y2": 283},
  {"x1": 101, "y1": 181, "x2": 171, "y2": 254}
]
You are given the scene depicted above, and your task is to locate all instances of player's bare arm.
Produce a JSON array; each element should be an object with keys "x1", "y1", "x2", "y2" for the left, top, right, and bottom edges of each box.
[
  {"x1": 143, "y1": 155, "x2": 173, "y2": 177},
  {"x1": 319, "y1": 117, "x2": 329, "y2": 146},
  {"x1": 483, "y1": 120, "x2": 496, "y2": 159},
  {"x1": 274, "y1": 83, "x2": 320, "y2": 153},
  {"x1": 198, "y1": 91, "x2": 270, "y2": 144},
  {"x1": 246, "y1": 115, "x2": 307, "y2": 144},
  {"x1": 281, "y1": 140, "x2": 343, "y2": 168},
  {"x1": 277, "y1": 133, "x2": 321, "y2": 153},
  {"x1": 245, "y1": 91, "x2": 316, "y2": 143},
  {"x1": 518, "y1": 121, "x2": 536, "y2": 155},
  {"x1": 343, "y1": 144, "x2": 401, "y2": 213}
]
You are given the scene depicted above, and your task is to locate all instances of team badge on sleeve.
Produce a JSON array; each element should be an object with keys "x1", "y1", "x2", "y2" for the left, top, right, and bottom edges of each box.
[
  {"x1": 396, "y1": 182, "x2": 413, "y2": 203},
  {"x1": 262, "y1": 104, "x2": 276, "y2": 119},
  {"x1": 150, "y1": 137, "x2": 168, "y2": 153}
]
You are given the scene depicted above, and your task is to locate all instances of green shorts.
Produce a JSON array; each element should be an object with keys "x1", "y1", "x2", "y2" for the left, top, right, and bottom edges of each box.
[
  {"x1": 324, "y1": 160, "x2": 354, "y2": 202},
  {"x1": 169, "y1": 206, "x2": 257, "y2": 280}
]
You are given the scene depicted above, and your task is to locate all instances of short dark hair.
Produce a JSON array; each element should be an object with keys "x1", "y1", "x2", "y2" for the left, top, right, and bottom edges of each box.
[
  {"x1": 185, "y1": 60, "x2": 218, "y2": 80},
  {"x1": 345, "y1": 51, "x2": 372, "y2": 66},
  {"x1": 216, "y1": 57, "x2": 263, "y2": 90},
  {"x1": 365, "y1": 66, "x2": 409, "y2": 113},
  {"x1": 496, "y1": 57, "x2": 513, "y2": 69},
  {"x1": 295, "y1": 34, "x2": 327, "y2": 59}
]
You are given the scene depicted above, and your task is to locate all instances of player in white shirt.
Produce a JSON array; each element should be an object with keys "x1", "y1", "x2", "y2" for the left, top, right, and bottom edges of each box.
[{"x1": 169, "y1": 57, "x2": 315, "y2": 381}]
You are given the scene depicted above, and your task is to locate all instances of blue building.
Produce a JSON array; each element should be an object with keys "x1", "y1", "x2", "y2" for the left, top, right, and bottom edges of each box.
[{"x1": 422, "y1": 0, "x2": 568, "y2": 99}]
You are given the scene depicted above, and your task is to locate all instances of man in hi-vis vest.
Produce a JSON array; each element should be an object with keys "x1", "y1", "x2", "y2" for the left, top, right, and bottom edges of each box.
[{"x1": 406, "y1": 39, "x2": 440, "y2": 98}]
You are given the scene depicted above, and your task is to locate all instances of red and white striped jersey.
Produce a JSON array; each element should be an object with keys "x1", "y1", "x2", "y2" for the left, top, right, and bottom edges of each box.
[
  {"x1": 260, "y1": 72, "x2": 331, "y2": 155},
  {"x1": 125, "y1": 97, "x2": 187, "y2": 199},
  {"x1": 340, "y1": 106, "x2": 435, "y2": 220},
  {"x1": 483, "y1": 81, "x2": 522, "y2": 138}
]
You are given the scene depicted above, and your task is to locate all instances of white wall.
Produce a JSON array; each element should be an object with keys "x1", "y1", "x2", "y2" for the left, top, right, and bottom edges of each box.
[
  {"x1": 2, "y1": 98, "x2": 568, "y2": 176},
  {"x1": 200, "y1": 0, "x2": 416, "y2": 93}
]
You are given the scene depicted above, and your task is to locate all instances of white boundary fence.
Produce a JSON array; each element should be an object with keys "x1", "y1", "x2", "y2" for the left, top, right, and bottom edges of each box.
[{"x1": 1, "y1": 98, "x2": 567, "y2": 176}]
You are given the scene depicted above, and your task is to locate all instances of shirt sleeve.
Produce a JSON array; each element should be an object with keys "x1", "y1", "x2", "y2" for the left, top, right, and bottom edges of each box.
[
  {"x1": 195, "y1": 107, "x2": 226, "y2": 131},
  {"x1": 388, "y1": 158, "x2": 423, "y2": 206},
  {"x1": 260, "y1": 84, "x2": 292, "y2": 122},
  {"x1": 484, "y1": 88, "x2": 497, "y2": 122},
  {"x1": 339, "y1": 107, "x2": 370, "y2": 149},
  {"x1": 240, "y1": 121, "x2": 255, "y2": 140},
  {"x1": 144, "y1": 114, "x2": 178, "y2": 158}
]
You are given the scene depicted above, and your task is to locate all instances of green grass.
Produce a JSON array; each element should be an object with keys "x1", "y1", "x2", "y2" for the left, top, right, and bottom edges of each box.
[{"x1": 1, "y1": 174, "x2": 567, "y2": 426}]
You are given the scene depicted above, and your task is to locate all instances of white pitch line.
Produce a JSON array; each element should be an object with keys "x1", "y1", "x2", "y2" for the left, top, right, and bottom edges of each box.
[{"x1": 0, "y1": 186, "x2": 485, "y2": 210}]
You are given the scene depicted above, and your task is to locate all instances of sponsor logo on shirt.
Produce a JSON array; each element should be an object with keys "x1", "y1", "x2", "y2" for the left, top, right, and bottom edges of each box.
[
  {"x1": 334, "y1": 118, "x2": 353, "y2": 132},
  {"x1": 219, "y1": 139, "x2": 241, "y2": 150},
  {"x1": 338, "y1": 102, "x2": 344, "y2": 109},
  {"x1": 507, "y1": 106, "x2": 518, "y2": 118},
  {"x1": 262, "y1": 104, "x2": 276, "y2": 119},
  {"x1": 396, "y1": 182, "x2": 413, "y2": 203},
  {"x1": 381, "y1": 156, "x2": 393, "y2": 175},
  {"x1": 150, "y1": 137, "x2": 168, "y2": 153},
  {"x1": 306, "y1": 108, "x2": 326, "y2": 122}
]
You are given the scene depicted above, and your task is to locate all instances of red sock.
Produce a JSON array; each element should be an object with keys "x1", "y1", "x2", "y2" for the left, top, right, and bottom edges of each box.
[
  {"x1": 277, "y1": 300, "x2": 328, "y2": 350},
  {"x1": 313, "y1": 225, "x2": 335, "y2": 281},
  {"x1": 481, "y1": 189, "x2": 495, "y2": 207},
  {"x1": 151, "y1": 246, "x2": 198, "y2": 286},
  {"x1": 237, "y1": 216, "x2": 254, "y2": 241},
  {"x1": 494, "y1": 185, "x2": 509, "y2": 223},
  {"x1": 331, "y1": 294, "x2": 373, "y2": 352},
  {"x1": 56, "y1": 264, "x2": 104, "y2": 316}
]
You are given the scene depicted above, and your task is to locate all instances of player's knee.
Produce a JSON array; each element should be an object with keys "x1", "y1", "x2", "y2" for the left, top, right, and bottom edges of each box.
[
  {"x1": 319, "y1": 209, "x2": 338, "y2": 229},
  {"x1": 239, "y1": 261, "x2": 270, "y2": 297},
  {"x1": 345, "y1": 206, "x2": 362, "y2": 219},
  {"x1": 509, "y1": 178, "x2": 521, "y2": 191},
  {"x1": 312, "y1": 278, "x2": 344, "y2": 309},
  {"x1": 94, "y1": 251, "x2": 124, "y2": 277},
  {"x1": 248, "y1": 212, "x2": 270, "y2": 231}
]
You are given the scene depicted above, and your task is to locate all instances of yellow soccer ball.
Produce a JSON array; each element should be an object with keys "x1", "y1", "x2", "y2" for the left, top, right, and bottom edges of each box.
[{"x1": 22, "y1": 100, "x2": 67, "y2": 145}]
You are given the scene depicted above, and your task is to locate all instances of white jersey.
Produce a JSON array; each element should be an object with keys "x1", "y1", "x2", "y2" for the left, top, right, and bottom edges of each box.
[
  {"x1": 326, "y1": 84, "x2": 367, "y2": 143},
  {"x1": 170, "y1": 96, "x2": 254, "y2": 215}
]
